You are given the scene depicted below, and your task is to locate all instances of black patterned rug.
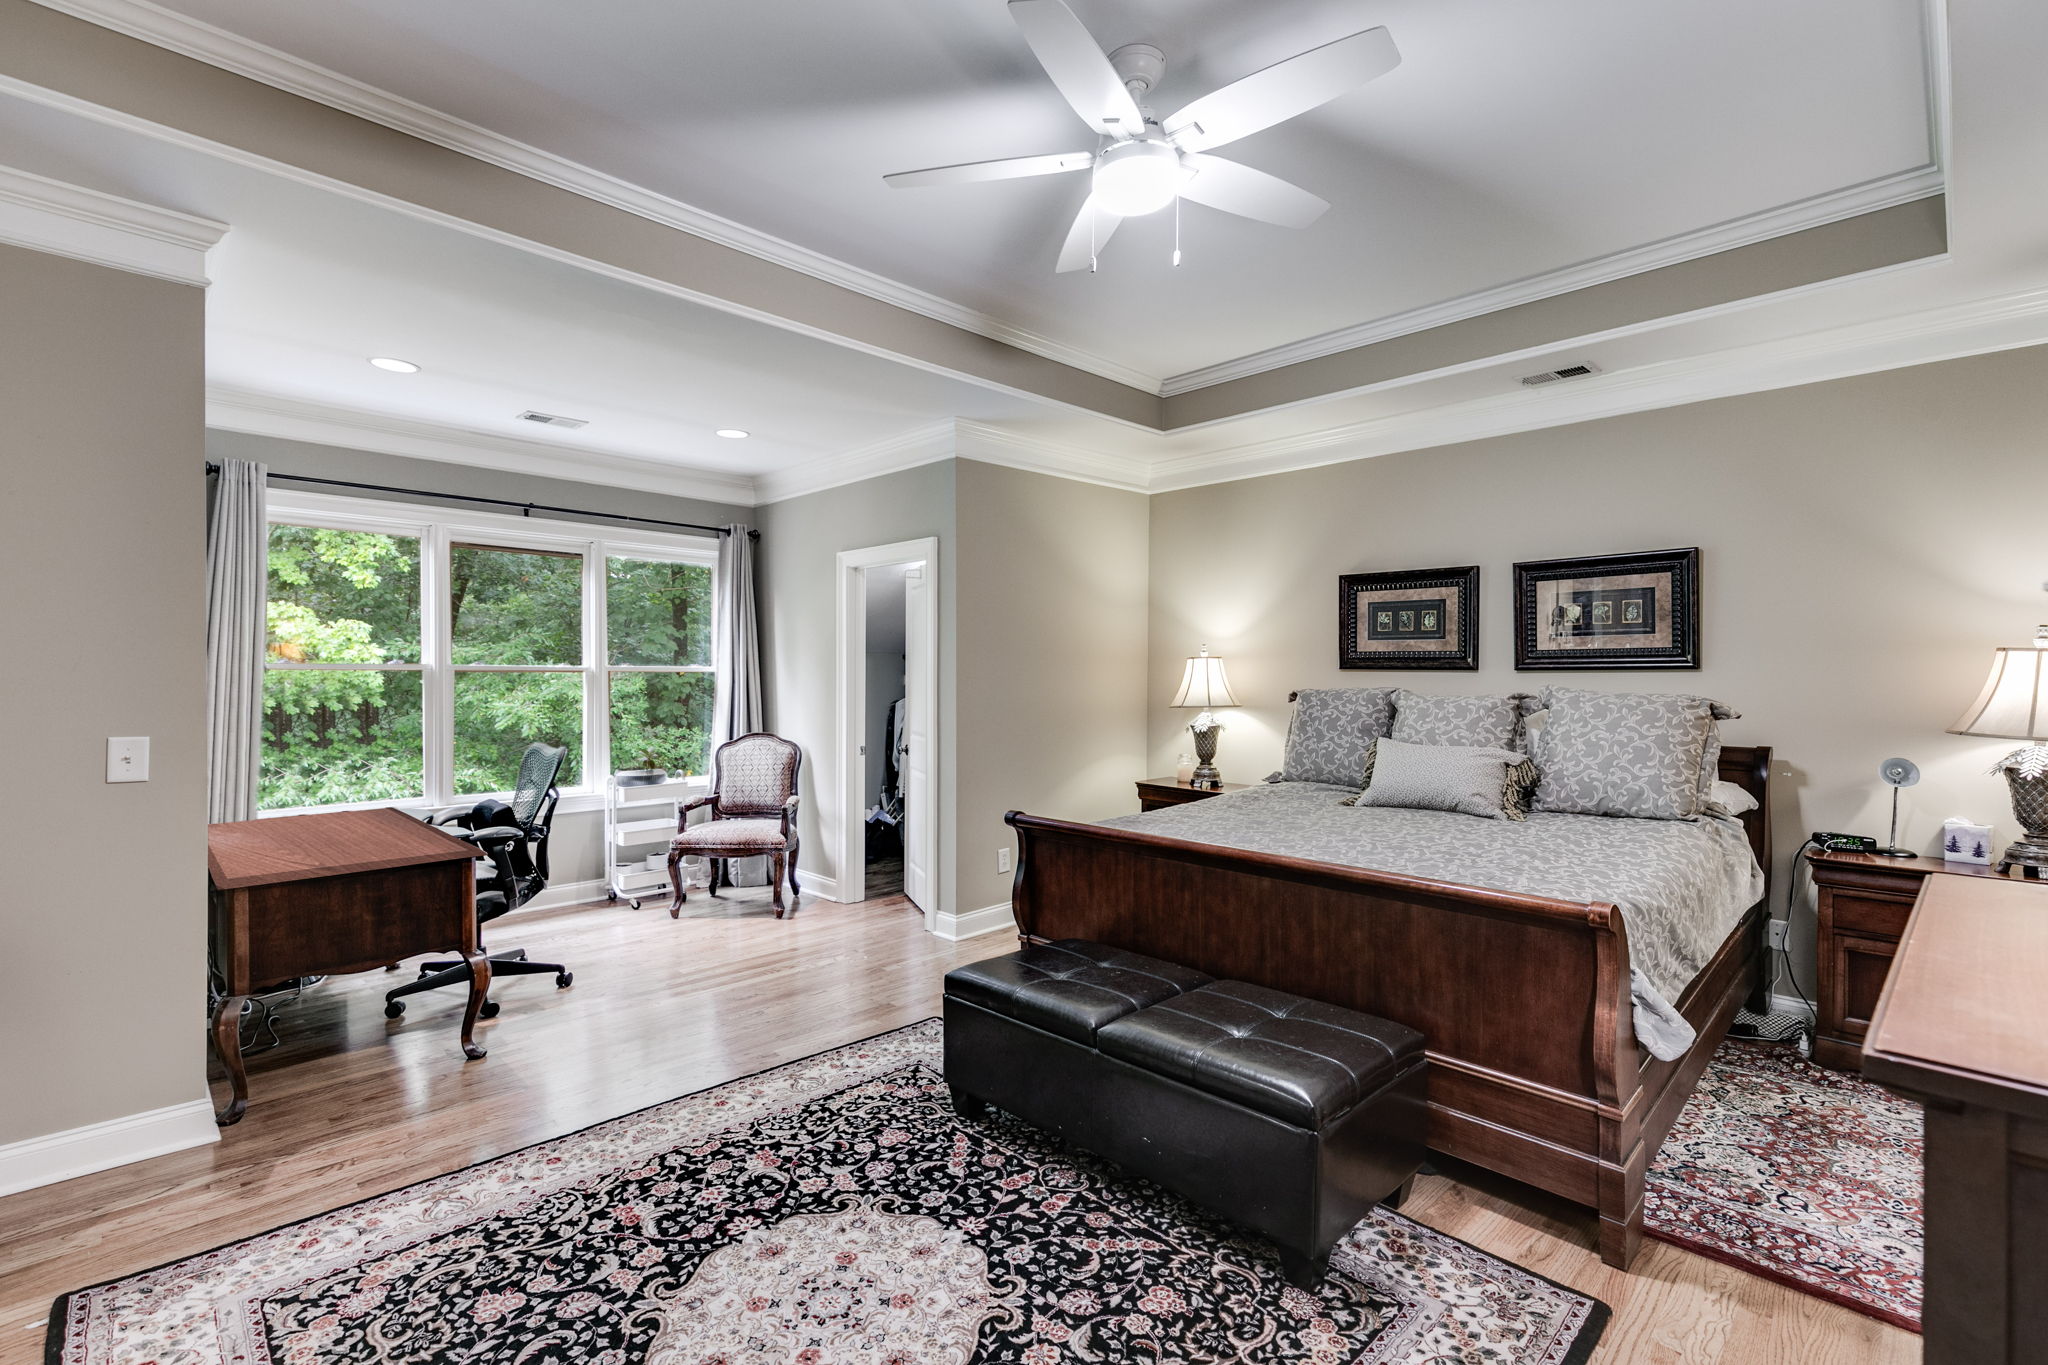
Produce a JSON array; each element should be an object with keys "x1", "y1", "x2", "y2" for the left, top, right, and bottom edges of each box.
[{"x1": 50, "y1": 1021, "x2": 1608, "y2": 1364}]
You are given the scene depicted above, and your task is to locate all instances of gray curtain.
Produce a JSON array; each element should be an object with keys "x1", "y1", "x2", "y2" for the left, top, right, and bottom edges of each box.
[
  {"x1": 711, "y1": 524, "x2": 766, "y2": 882},
  {"x1": 712, "y1": 524, "x2": 763, "y2": 748},
  {"x1": 205, "y1": 459, "x2": 268, "y2": 824}
]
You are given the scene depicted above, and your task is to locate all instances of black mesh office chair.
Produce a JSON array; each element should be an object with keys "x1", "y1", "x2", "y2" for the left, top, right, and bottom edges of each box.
[{"x1": 385, "y1": 742, "x2": 574, "y2": 1021}]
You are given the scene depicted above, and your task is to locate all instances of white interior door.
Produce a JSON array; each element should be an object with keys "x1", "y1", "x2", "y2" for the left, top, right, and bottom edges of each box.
[{"x1": 902, "y1": 566, "x2": 932, "y2": 913}]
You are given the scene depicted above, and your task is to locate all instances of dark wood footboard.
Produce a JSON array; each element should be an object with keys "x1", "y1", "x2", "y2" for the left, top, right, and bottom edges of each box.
[{"x1": 1002, "y1": 745, "x2": 1772, "y2": 1270}]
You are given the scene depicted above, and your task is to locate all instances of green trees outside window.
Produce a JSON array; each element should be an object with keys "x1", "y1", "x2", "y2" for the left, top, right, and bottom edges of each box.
[{"x1": 259, "y1": 517, "x2": 714, "y2": 810}]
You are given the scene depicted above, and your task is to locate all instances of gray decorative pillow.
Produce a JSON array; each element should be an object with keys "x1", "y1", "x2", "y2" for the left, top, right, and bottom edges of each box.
[
  {"x1": 1345, "y1": 737, "x2": 1535, "y2": 821},
  {"x1": 1390, "y1": 690, "x2": 1526, "y2": 749},
  {"x1": 1267, "y1": 687, "x2": 1397, "y2": 788},
  {"x1": 1532, "y1": 687, "x2": 1718, "y2": 820}
]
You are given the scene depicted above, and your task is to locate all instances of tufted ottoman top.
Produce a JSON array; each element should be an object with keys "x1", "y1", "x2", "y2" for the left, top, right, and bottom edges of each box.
[
  {"x1": 944, "y1": 940, "x2": 1213, "y2": 1045},
  {"x1": 1097, "y1": 981, "x2": 1424, "y2": 1128}
]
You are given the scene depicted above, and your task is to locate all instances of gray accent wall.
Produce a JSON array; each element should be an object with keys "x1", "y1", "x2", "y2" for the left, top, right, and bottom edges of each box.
[
  {"x1": 1146, "y1": 343, "x2": 2048, "y2": 981},
  {"x1": 952, "y1": 461, "x2": 1151, "y2": 916},
  {"x1": 2, "y1": 243, "x2": 209, "y2": 1143}
]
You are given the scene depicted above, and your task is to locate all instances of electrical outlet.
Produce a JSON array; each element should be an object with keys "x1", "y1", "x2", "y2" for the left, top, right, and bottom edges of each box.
[
  {"x1": 1767, "y1": 920, "x2": 1788, "y2": 951},
  {"x1": 996, "y1": 847, "x2": 1012, "y2": 875}
]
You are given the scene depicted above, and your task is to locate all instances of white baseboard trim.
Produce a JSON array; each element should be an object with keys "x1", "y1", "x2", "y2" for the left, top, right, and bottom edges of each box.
[
  {"x1": 798, "y1": 870, "x2": 845, "y2": 904},
  {"x1": 522, "y1": 878, "x2": 614, "y2": 912},
  {"x1": 930, "y1": 902, "x2": 1016, "y2": 942},
  {"x1": 1766, "y1": 992, "x2": 1818, "y2": 1023},
  {"x1": 0, "y1": 1098, "x2": 218, "y2": 1198}
]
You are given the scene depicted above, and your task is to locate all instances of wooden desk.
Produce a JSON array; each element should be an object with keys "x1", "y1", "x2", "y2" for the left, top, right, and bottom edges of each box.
[
  {"x1": 207, "y1": 808, "x2": 483, "y2": 1126},
  {"x1": 1863, "y1": 873, "x2": 2048, "y2": 1365}
]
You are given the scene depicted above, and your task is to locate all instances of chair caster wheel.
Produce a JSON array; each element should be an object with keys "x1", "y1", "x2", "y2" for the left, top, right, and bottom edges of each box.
[
  {"x1": 384, "y1": 1000, "x2": 405, "y2": 1019},
  {"x1": 479, "y1": 1000, "x2": 501, "y2": 1019},
  {"x1": 555, "y1": 972, "x2": 573, "y2": 989}
]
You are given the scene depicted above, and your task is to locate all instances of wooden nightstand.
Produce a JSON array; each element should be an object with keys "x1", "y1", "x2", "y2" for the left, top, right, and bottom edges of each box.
[
  {"x1": 1807, "y1": 848, "x2": 2012, "y2": 1071},
  {"x1": 1135, "y1": 776, "x2": 1249, "y2": 812}
]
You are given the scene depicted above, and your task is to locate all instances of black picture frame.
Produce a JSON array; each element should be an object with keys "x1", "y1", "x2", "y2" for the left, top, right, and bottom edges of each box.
[
  {"x1": 1513, "y1": 547, "x2": 1700, "y2": 670},
  {"x1": 1338, "y1": 565, "x2": 1479, "y2": 670}
]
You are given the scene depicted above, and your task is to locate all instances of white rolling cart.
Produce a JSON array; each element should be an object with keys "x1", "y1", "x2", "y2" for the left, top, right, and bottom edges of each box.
[{"x1": 604, "y1": 775, "x2": 703, "y2": 908}]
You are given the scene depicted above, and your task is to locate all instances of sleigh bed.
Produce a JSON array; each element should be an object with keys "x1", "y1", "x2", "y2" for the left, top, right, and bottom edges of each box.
[{"x1": 1002, "y1": 744, "x2": 1772, "y2": 1270}]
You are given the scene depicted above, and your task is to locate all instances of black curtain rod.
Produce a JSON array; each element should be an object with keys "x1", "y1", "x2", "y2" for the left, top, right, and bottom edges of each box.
[{"x1": 205, "y1": 464, "x2": 756, "y2": 539}]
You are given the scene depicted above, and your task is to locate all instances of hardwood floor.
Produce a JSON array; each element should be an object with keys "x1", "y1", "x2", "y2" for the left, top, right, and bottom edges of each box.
[{"x1": 0, "y1": 890, "x2": 1917, "y2": 1364}]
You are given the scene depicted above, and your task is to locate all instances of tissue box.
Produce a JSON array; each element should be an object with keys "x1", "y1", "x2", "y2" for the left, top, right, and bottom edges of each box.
[{"x1": 1942, "y1": 817, "x2": 1994, "y2": 865}]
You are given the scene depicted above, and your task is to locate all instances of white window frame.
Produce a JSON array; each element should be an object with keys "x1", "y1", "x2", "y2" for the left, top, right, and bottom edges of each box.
[{"x1": 262, "y1": 489, "x2": 719, "y2": 817}]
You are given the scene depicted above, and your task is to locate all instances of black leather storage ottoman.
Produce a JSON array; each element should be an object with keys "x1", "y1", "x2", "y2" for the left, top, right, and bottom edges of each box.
[{"x1": 944, "y1": 941, "x2": 1427, "y2": 1287}]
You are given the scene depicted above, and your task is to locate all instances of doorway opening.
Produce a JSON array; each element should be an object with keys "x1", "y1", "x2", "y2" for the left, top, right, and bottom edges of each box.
[{"x1": 835, "y1": 538, "x2": 936, "y2": 925}]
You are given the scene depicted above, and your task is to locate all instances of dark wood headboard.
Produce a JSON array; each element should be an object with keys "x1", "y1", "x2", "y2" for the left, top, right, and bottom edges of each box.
[{"x1": 1719, "y1": 744, "x2": 1774, "y2": 904}]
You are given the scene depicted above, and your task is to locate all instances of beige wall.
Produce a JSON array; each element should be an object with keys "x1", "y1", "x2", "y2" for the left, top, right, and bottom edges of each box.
[
  {"x1": 207, "y1": 430, "x2": 754, "y2": 892},
  {"x1": 1147, "y1": 344, "x2": 2048, "y2": 976},
  {"x1": 755, "y1": 461, "x2": 958, "y2": 906},
  {"x1": 1, "y1": 243, "x2": 209, "y2": 1142},
  {"x1": 953, "y1": 462, "x2": 1152, "y2": 914}
]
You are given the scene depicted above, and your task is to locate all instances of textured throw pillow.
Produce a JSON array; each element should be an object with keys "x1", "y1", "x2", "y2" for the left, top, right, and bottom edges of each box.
[
  {"x1": 1346, "y1": 737, "x2": 1537, "y2": 821},
  {"x1": 1532, "y1": 687, "x2": 1717, "y2": 820},
  {"x1": 1390, "y1": 690, "x2": 1526, "y2": 749},
  {"x1": 1267, "y1": 687, "x2": 1397, "y2": 787},
  {"x1": 1707, "y1": 778, "x2": 1759, "y2": 816}
]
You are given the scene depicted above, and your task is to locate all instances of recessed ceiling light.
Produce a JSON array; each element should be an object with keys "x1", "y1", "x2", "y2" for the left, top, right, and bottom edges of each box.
[
  {"x1": 715, "y1": 428, "x2": 750, "y2": 439},
  {"x1": 368, "y1": 356, "x2": 420, "y2": 373}
]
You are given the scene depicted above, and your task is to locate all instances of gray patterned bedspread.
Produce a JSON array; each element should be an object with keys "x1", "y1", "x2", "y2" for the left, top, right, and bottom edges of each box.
[{"x1": 1100, "y1": 781, "x2": 1764, "y2": 1060}]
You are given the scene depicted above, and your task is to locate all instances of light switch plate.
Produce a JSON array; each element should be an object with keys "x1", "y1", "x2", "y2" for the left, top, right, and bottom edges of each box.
[{"x1": 107, "y1": 736, "x2": 149, "y2": 783}]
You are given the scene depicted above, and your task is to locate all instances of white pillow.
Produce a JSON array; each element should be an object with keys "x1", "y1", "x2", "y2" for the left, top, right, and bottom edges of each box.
[
  {"x1": 1707, "y1": 779, "x2": 1759, "y2": 816},
  {"x1": 1347, "y1": 737, "x2": 1536, "y2": 821}
]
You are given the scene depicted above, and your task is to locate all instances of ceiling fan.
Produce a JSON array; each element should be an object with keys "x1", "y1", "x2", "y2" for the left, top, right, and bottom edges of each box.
[{"x1": 883, "y1": 0, "x2": 1400, "y2": 272}]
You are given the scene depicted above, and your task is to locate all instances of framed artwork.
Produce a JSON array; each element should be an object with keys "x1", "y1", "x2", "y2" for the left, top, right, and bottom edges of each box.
[
  {"x1": 1338, "y1": 565, "x2": 1479, "y2": 670},
  {"x1": 1513, "y1": 547, "x2": 1700, "y2": 670}
]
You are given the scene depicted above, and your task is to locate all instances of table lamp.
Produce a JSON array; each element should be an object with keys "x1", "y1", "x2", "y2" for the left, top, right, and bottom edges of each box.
[
  {"x1": 1172, "y1": 645, "x2": 1239, "y2": 788},
  {"x1": 1948, "y1": 624, "x2": 2048, "y2": 878}
]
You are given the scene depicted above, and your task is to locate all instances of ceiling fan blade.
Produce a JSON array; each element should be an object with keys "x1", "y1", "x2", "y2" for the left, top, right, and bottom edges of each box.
[
  {"x1": 884, "y1": 152, "x2": 1093, "y2": 189},
  {"x1": 1179, "y1": 155, "x2": 1329, "y2": 228},
  {"x1": 1163, "y1": 27, "x2": 1400, "y2": 153},
  {"x1": 1056, "y1": 196, "x2": 1124, "y2": 272},
  {"x1": 1008, "y1": 0, "x2": 1147, "y2": 138}
]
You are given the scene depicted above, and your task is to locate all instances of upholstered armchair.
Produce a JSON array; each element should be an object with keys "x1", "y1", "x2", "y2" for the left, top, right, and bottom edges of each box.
[{"x1": 667, "y1": 732, "x2": 802, "y2": 918}]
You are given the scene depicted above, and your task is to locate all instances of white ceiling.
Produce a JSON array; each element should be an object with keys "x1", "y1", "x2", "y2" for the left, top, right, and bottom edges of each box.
[{"x1": 106, "y1": 0, "x2": 1936, "y2": 384}]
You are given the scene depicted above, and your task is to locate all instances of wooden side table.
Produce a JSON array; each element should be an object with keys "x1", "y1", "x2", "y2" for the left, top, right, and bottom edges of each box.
[
  {"x1": 1807, "y1": 847, "x2": 2010, "y2": 1071},
  {"x1": 1135, "y1": 777, "x2": 1249, "y2": 812}
]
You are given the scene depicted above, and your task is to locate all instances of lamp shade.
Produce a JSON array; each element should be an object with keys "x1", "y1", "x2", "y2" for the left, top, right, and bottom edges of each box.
[
  {"x1": 1949, "y1": 631, "x2": 2048, "y2": 741},
  {"x1": 1171, "y1": 647, "x2": 1239, "y2": 709}
]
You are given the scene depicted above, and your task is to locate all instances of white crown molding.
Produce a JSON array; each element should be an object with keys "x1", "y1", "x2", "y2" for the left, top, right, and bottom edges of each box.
[
  {"x1": 1147, "y1": 282, "x2": 2048, "y2": 492},
  {"x1": 0, "y1": 162, "x2": 224, "y2": 284},
  {"x1": 753, "y1": 422, "x2": 958, "y2": 506},
  {"x1": 0, "y1": 1097, "x2": 216, "y2": 1197},
  {"x1": 1158, "y1": 165, "x2": 1947, "y2": 397},
  {"x1": 206, "y1": 386, "x2": 761, "y2": 506},
  {"x1": 953, "y1": 421, "x2": 1154, "y2": 493},
  {"x1": 24, "y1": 0, "x2": 1163, "y2": 396}
]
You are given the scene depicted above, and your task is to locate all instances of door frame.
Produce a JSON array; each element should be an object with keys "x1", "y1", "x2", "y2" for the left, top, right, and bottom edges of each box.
[{"x1": 835, "y1": 537, "x2": 939, "y2": 926}]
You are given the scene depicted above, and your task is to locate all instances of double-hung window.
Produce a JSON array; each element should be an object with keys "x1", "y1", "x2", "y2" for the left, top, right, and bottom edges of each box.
[{"x1": 260, "y1": 492, "x2": 717, "y2": 813}]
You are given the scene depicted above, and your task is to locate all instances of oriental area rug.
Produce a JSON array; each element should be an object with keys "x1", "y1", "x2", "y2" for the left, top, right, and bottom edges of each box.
[
  {"x1": 1645, "y1": 1038, "x2": 1923, "y2": 1331},
  {"x1": 51, "y1": 1021, "x2": 1609, "y2": 1364}
]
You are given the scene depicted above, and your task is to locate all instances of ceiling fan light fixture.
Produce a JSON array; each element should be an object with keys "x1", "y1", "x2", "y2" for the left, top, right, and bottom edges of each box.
[{"x1": 1092, "y1": 140, "x2": 1188, "y2": 217}]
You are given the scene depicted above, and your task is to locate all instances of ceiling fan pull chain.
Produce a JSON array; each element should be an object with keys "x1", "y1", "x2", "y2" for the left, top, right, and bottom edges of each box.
[{"x1": 1173, "y1": 193, "x2": 1182, "y2": 268}]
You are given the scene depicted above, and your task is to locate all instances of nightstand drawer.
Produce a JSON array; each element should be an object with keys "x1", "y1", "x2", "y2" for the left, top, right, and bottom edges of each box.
[{"x1": 1828, "y1": 892, "x2": 1913, "y2": 940}]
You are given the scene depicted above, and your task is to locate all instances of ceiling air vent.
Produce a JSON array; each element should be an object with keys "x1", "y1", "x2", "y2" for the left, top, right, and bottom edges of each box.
[
  {"x1": 1519, "y1": 362, "x2": 1601, "y2": 387},
  {"x1": 516, "y1": 410, "x2": 588, "y2": 429}
]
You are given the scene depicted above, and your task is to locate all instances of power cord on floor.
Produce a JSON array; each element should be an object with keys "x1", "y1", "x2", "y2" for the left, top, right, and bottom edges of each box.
[{"x1": 1727, "y1": 837, "x2": 1819, "y2": 1055}]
